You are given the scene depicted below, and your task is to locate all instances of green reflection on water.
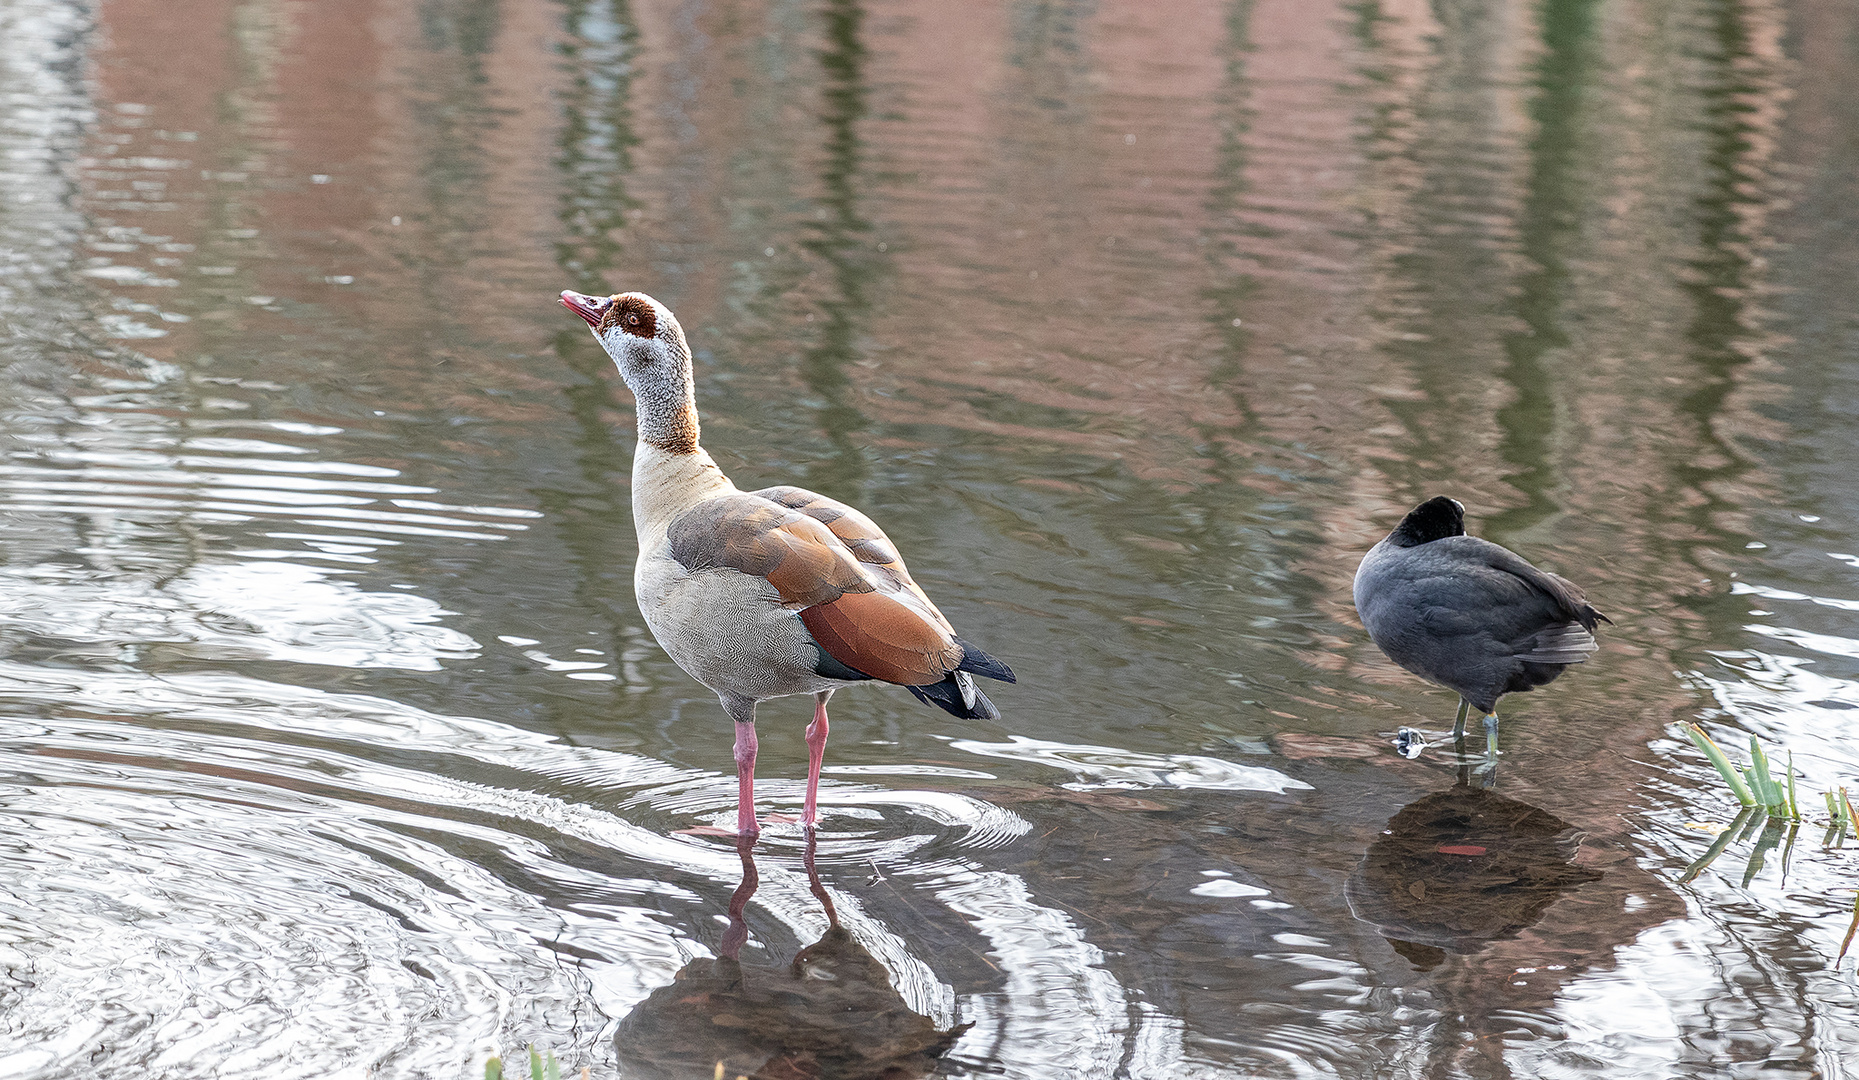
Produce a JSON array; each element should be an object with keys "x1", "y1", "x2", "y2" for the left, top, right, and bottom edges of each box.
[
  {"x1": 796, "y1": 0, "x2": 874, "y2": 498},
  {"x1": 534, "y1": 0, "x2": 646, "y2": 722},
  {"x1": 419, "y1": 0, "x2": 500, "y2": 58},
  {"x1": 1660, "y1": 0, "x2": 1773, "y2": 640},
  {"x1": 554, "y1": 0, "x2": 640, "y2": 290},
  {"x1": 1350, "y1": 0, "x2": 1546, "y2": 511},
  {"x1": 1484, "y1": 0, "x2": 1601, "y2": 541},
  {"x1": 1673, "y1": 0, "x2": 1765, "y2": 500},
  {"x1": 1199, "y1": 0, "x2": 1259, "y2": 441},
  {"x1": 413, "y1": 0, "x2": 505, "y2": 261}
]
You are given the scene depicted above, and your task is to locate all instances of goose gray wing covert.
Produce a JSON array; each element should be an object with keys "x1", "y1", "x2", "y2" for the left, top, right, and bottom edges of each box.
[{"x1": 666, "y1": 490, "x2": 965, "y2": 686}]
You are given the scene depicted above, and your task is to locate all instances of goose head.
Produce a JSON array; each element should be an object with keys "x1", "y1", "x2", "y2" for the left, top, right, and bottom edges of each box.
[
  {"x1": 561, "y1": 289, "x2": 699, "y2": 452},
  {"x1": 560, "y1": 289, "x2": 691, "y2": 386}
]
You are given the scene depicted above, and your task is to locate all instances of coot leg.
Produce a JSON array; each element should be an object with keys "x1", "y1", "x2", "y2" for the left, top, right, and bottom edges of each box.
[
  {"x1": 1450, "y1": 698, "x2": 1470, "y2": 744},
  {"x1": 1470, "y1": 711, "x2": 1501, "y2": 776}
]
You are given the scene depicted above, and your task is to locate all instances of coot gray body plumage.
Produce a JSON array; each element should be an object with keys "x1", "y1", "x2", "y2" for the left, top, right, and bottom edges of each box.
[{"x1": 1354, "y1": 496, "x2": 1609, "y2": 758}]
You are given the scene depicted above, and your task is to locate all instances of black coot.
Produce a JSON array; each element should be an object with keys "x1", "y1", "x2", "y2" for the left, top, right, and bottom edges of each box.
[{"x1": 1353, "y1": 496, "x2": 1610, "y2": 763}]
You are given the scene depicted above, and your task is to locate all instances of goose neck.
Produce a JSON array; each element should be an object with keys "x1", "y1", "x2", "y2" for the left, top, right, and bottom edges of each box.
[{"x1": 632, "y1": 441, "x2": 736, "y2": 542}]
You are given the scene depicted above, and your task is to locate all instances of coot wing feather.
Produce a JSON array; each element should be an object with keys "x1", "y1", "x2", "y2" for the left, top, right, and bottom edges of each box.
[
  {"x1": 1445, "y1": 537, "x2": 1607, "y2": 631},
  {"x1": 1380, "y1": 538, "x2": 1603, "y2": 661},
  {"x1": 1515, "y1": 621, "x2": 1599, "y2": 665}
]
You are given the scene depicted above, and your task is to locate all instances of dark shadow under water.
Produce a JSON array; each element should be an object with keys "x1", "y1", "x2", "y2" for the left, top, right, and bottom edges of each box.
[
  {"x1": 1346, "y1": 777, "x2": 1605, "y2": 971},
  {"x1": 613, "y1": 834, "x2": 970, "y2": 1080}
]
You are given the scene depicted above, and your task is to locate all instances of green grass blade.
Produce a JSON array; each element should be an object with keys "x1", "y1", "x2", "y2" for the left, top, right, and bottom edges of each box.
[
  {"x1": 1753, "y1": 772, "x2": 1779, "y2": 810},
  {"x1": 529, "y1": 1047, "x2": 543, "y2": 1080},
  {"x1": 1786, "y1": 751, "x2": 1799, "y2": 820},
  {"x1": 1685, "y1": 724, "x2": 1756, "y2": 805},
  {"x1": 1749, "y1": 737, "x2": 1781, "y2": 810},
  {"x1": 486, "y1": 1057, "x2": 504, "y2": 1080}
]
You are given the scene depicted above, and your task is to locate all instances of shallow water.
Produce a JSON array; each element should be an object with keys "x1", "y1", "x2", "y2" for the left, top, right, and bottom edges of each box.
[{"x1": 2, "y1": 0, "x2": 1858, "y2": 1075}]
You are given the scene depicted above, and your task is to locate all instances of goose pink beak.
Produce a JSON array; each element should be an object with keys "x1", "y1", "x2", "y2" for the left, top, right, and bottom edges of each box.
[{"x1": 560, "y1": 290, "x2": 610, "y2": 328}]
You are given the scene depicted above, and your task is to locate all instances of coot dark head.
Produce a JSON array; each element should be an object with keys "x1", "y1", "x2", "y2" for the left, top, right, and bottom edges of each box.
[
  {"x1": 1353, "y1": 497, "x2": 1610, "y2": 765},
  {"x1": 1387, "y1": 496, "x2": 1464, "y2": 547}
]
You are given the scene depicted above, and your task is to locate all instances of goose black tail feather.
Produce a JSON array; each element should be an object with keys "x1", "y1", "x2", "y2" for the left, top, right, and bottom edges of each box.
[
  {"x1": 908, "y1": 672, "x2": 1001, "y2": 720},
  {"x1": 954, "y1": 638, "x2": 1015, "y2": 683}
]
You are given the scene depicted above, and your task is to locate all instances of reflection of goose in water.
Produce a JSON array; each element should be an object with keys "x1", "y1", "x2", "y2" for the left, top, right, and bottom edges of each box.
[
  {"x1": 613, "y1": 835, "x2": 970, "y2": 1080},
  {"x1": 1345, "y1": 782, "x2": 1602, "y2": 969}
]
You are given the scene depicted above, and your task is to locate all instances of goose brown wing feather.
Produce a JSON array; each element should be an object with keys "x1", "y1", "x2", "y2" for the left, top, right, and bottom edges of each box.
[
  {"x1": 670, "y1": 489, "x2": 964, "y2": 684},
  {"x1": 751, "y1": 485, "x2": 955, "y2": 631},
  {"x1": 666, "y1": 493, "x2": 872, "y2": 609},
  {"x1": 800, "y1": 591, "x2": 964, "y2": 686}
]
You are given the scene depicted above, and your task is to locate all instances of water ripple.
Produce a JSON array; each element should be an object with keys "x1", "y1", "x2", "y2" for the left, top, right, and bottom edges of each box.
[
  {"x1": 2, "y1": 422, "x2": 540, "y2": 544},
  {"x1": 0, "y1": 560, "x2": 477, "y2": 670},
  {"x1": 0, "y1": 661, "x2": 1147, "y2": 1078},
  {"x1": 949, "y1": 735, "x2": 1313, "y2": 794},
  {"x1": 0, "y1": 664, "x2": 890, "y2": 1077}
]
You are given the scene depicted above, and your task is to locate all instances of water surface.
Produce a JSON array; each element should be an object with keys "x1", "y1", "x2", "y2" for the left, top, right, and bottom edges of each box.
[{"x1": 3, "y1": 0, "x2": 1859, "y2": 1075}]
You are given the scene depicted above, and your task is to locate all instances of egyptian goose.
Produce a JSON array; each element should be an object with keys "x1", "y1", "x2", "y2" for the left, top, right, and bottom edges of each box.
[
  {"x1": 560, "y1": 289, "x2": 1014, "y2": 837},
  {"x1": 1353, "y1": 497, "x2": 1609, "y2": 763}
]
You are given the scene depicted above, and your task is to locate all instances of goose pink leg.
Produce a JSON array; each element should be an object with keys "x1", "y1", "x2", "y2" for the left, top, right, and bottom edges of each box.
[
  {"x1": 802, "y1": 690, "x2": 833, "y2": 827},
  {"x1": 732, "y1": 719, "x2": 760, "y2": 838}
]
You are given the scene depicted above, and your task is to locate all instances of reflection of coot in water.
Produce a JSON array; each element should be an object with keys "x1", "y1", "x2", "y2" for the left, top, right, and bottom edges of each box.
[
  {"x1": 614, "y1": 837, "x2": 969, "y2": 1079},
  {"x1": 1345, "y1": 784, "x2": 1602, "y2": 968}
]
